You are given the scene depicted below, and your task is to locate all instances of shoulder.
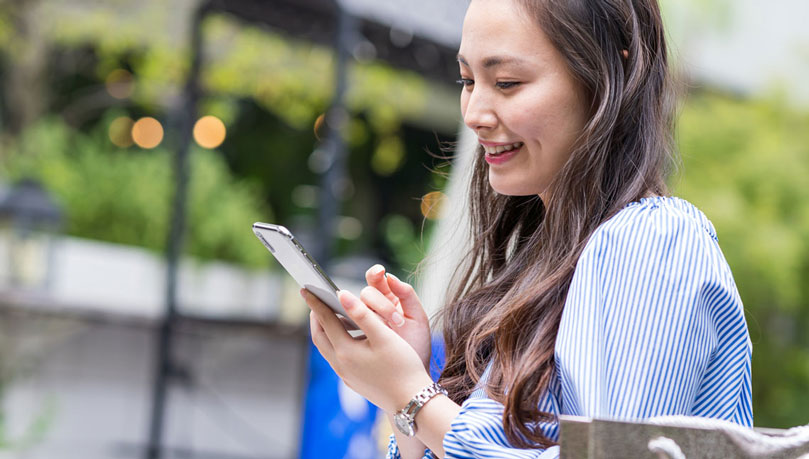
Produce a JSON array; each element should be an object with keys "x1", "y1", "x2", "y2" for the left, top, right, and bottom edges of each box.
[
  {"x1": 571, "y1": 196, "x2": 736, "y2": 295},
  {"x1": 581, "y1": 196, "x2": 720, "y2": 263},
  {"x1": 565, "y1": 196, "x2": 743, "y2": 330}
]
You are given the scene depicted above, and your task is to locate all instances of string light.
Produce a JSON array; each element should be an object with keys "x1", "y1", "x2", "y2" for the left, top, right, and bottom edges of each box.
[
  {"x1": 193, "y1": 115, "x2": 227, "y2": 149},
  {"x1": 132, "y1": 117, "x2": 164, "y2": 149},
  {"x1": 420, "y1": 191, "x2": 448, "y2": 220}
]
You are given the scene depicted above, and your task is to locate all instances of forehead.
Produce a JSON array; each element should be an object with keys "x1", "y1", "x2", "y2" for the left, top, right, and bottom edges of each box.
[{"x1": 458, "y1": 0, "x2": 551, "y2": 65}]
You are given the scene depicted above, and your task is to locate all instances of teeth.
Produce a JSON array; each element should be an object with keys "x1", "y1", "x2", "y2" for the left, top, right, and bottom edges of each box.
[{"x1": 482, "y1": 142, "x2": 523, "y2": 155}]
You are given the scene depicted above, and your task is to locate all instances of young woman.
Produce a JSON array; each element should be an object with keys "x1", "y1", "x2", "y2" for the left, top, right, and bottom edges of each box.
[{"x1": 301, "y1": 0, "x2": 753, "y2": 457}]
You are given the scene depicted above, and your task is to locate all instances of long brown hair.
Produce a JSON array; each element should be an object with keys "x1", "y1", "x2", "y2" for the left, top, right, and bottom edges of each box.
[{"x1": 438, "y1": 0, "x2": 677, "y2": 448}]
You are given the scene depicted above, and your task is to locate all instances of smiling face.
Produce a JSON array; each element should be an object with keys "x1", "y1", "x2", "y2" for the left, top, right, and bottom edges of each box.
[{"x1": 458, "y1": 0, "x2": 591, "y2": 198}]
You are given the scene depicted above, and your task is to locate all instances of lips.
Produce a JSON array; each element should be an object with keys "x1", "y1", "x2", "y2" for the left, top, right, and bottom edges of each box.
[
  {"x1": 482, "y1": 143, "x2": 523, "y2": 165},
  {"x1": 480, "y1": 141, "x2": 524, "y2": 156}
]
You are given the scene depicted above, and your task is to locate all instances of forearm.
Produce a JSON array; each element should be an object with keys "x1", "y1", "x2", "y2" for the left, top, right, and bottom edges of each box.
[
  {"x1": 412, "y1": 395, "x2": 462, "y2": 458},
  {"x1": 388, "y1": 395, "x2": 461, "y2": 459}
]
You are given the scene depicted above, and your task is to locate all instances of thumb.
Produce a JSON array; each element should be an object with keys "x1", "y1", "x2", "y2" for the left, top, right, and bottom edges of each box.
[{"x1": 387, "y1": 274, "x2": 426, "y2": 320}]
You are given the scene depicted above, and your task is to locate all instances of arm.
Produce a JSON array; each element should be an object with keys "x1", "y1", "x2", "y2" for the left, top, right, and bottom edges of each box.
[
  {"x1": 391, "y1": 396, "x2": 463, "y2": 459},
  {"x1": 360, "y1": 269, "x2": 561, "y2": 458},
  {"x1": 304, "y1": 287, "x2": 558, "y2": 458},
  {"x1": 364, "y1": 267, "x2": 436, "y2": 458},
  {"x1": 387, "y1": 413, "x2": 432, "y2": 459},
  {"x1": 303, "y1": 286, "x2": 459, "y2": 457},
  {"x1": 556, "y1": 206, "x2": 752, "y2": 422},
  {"x1": 387, "y1": 395, "x2": 561, "y2": 459}
]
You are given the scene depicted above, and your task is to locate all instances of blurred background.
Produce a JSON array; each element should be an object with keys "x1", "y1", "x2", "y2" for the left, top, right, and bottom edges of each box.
[{"x1": 0, "y1": 0, "x2": 807, "y2": 458}]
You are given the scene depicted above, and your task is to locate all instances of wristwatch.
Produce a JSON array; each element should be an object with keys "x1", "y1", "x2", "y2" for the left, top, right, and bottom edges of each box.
[{"x1": 393, "y1": 382, "x2": 448, "y2": 437}]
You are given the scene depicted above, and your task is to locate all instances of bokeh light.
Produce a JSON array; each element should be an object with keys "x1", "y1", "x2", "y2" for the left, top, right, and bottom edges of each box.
[
  {"x1": 131, "y1": 117, "x2": 164, "y2": 149},
  {"x1": 371, "y1": 136, "x2": 405, "y2": 176},
  {"x1": 337, "y1": 216, "x2": 363, "y2": 240},
  {"x1": 193, "y1": 115, "x2": 227, "y2": 149},
  {"x1": 105, "y1": 69, "x2": 134, "y2": 99},
  {"x1": 109, "y1": 116, "x2": 134, "y2": 147},
  {"x1": 314, "y1": 113, "x2": 326, "y2": 141},
  {"x1": 291, "y1": 185, "x2": 319, "y2": 208},
  {"x1": 420, "y1": 191, "x2": 448, "y2": 220}
]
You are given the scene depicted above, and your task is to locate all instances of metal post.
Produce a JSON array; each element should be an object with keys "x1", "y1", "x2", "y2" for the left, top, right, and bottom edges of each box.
[
  {"x1": 145, "y1": 3, "x2": 207, "y2": 458},
  {"x1": 312, "y1": 5, "x2": 354, "y2": 269},
  {"x1": 299, "y1": 5, "x2": 361, "y2": 459}
]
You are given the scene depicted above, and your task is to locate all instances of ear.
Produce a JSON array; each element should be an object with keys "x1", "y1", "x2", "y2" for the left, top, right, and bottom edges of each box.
[{"x1": 622, "y1": 49, "x2": 629, "y2": 59}]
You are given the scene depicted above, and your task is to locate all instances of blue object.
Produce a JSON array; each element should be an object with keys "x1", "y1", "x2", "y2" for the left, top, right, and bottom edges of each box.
[
  {"x1": 300, "y1": 334, "x2": 447, "y2": 458},
  {"x1": 429, "y1": 334, "x2": 446, "y2": 382},
  {"x1": 300, "y1": 342, "x2": 378, "y2": 459}
]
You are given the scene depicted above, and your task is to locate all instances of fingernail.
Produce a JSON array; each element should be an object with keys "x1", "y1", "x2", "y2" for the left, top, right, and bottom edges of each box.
[
  {"x1": 371, "y1": 264, "x2": 385, "y2": 276},
  {"x1": 299, "y1": 289, "x2": 306, "y2": 298},
  {"x1": 388, "y1": 273, "x2": 400, "y2": 282},
  {"x1": 338, "y1": 290, "x2": 356, "y2": 310},
  {"x1": 392, "y1": 311, "x2": 405, "y2": 327}
]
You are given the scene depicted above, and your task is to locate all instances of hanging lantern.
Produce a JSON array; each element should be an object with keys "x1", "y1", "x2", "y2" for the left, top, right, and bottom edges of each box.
[{"x1": 0, "y1": 178, "x2": 63, "y2": 291}]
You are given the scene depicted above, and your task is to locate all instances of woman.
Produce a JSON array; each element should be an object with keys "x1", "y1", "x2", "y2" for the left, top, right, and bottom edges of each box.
[{"x1": 301, "y1": 0, "x2": 753, "y2": 457}]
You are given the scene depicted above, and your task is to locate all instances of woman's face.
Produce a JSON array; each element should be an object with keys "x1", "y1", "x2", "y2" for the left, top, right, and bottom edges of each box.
[{"x1": 458, "y1": 0, "x2": 590, "y2": 198}]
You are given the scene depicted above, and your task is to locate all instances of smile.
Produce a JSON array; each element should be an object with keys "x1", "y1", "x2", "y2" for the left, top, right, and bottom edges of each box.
[
  {"x1": 482, "y1": 142, "x2": 523, "y2": 166},
  {"x1": 481, "y1": 142, "x2": 524, "y2": 156}
]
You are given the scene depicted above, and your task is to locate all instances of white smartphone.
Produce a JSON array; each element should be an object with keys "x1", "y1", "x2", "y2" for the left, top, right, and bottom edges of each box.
[{"x1": 252, "y1": 222, "x2": 360, "y2": 331}]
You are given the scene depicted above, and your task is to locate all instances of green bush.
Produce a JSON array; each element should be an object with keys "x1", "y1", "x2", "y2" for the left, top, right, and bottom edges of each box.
[
  {"x1": 1, "y1": 114, "x2": 272, "y2": 268},
  {"x1": 675, "y1": 91, "x2": 809, "y2": 428}
]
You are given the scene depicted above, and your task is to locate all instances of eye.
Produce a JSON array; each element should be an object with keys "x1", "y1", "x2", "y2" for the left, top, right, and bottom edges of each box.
[
  {"x1": 496, "y1": 81, "x2": 521, "y2": 90},
  {"x1": 456, "y1": 78, "x2": 475, "y2": 88}
]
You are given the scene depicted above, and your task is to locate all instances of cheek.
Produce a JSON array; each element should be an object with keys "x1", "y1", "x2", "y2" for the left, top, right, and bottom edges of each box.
[
  {"x1": 519, "y1": 89, "x2": 586, "y2": 149},
  {"x1": 459, "y1": 92, "x2": 469, "y2": 117},
  {"x1": 504, "y1": 105, "x2": 547, "y2": 145},
  {"x1": 501, "y1": 88, "x2": 552, "y2": 135}
]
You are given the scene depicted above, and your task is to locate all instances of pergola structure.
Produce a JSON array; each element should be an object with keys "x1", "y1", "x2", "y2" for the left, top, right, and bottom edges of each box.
[
  {"x1": 207, "y1": 0, "x2": 464, "y2": 83},
  {"x1": 147, "y1": 1, "x2": 464, "y2": 457}
]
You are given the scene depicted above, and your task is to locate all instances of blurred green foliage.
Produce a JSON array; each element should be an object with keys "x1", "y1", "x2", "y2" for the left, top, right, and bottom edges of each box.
[
  {"x1": 676, "y1": 90, "x2": 809, "y2": 428},
  {"x1": 0, "y1": 3, "x2": 455, "y2": 271},
  {"x1": 0, "y1": 0, "x2": 807, "y2": 434},
  {"x1": 0, "y1": 113, "x2": 272, "y2": 268},
  {"x1": 33, "y1": 7, "x2": 457, "y2": 135}
]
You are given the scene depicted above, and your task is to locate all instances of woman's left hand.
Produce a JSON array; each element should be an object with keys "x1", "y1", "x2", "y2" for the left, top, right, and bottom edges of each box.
[{"x1": 302, "y1": 288, "x2": 434, "y2": 414}]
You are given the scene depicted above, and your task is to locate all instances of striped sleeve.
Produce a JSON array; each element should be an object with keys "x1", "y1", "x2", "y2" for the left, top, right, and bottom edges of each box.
[
  {"x1": 441, "y1": 397, "x2": 560, "y2": 459},
  {"x1": 554, "y1": 201, "x2": 753, "y2": 424},
  {"x1": 386, "y1": 400, "x2": 560, "y2": 459}
]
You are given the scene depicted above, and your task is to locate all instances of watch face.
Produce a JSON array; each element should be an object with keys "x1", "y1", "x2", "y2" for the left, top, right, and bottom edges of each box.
[{"x1": 394, "y1": 413, "x2": 415, "y2": 437}]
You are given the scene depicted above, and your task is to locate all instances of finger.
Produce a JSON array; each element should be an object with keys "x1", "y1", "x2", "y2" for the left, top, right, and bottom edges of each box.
[
  {"x1": 302, "y1": 289, "x2": 352, "y2": 348},
  {"x1": 386, "y1": 274, "x2": 427, "y2": 321},
  {"x1": 309, "y1": 310, "x2": 335, "y2": 360},
  {"x1": 338, "y1": 316, "x2": 366, "y2": 338},
  {"x1": 365, "y1": 265, "x2": 402, "y2": 313},
  {"x1": 338, "y1": 290, "x2": 390, "y2": 343},
  {"x1": 360, "y1": 286, "x2": 406, "y2": 328}
]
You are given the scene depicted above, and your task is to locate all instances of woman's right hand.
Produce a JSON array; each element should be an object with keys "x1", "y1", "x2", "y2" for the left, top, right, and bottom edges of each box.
[{"x1": 362, "y1": 265, "x2": 432, "y2": 371}]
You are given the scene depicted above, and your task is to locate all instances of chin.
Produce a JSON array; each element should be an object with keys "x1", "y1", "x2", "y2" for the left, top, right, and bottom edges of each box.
[{"x1": 487, "y1": 174, "x2": 542, "y2": 197}]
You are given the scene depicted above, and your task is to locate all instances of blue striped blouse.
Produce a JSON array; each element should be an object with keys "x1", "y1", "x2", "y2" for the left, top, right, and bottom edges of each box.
[{"x1": 387, "y1": 196, "x2": 753, "y2": 459}]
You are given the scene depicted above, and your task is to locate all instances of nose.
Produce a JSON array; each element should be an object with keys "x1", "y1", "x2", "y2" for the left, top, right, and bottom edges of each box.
[{"x1": 462, "y1": 88, "x2": 497, "y2": 133}]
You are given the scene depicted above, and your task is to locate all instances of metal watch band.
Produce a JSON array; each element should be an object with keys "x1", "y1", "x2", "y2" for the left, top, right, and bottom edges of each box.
[{"x1": 395, "y1": 382, "x2": 448, "y2": 436}]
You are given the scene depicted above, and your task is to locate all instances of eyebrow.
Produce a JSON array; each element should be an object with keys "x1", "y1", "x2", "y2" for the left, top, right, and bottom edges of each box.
[{"x1": 456, "y1": 54, "x2": 527, "y2": 69}]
